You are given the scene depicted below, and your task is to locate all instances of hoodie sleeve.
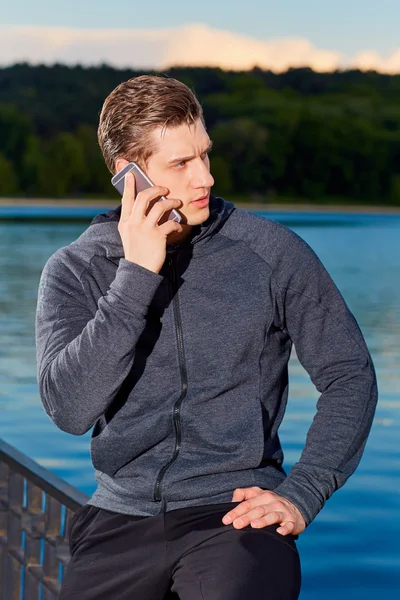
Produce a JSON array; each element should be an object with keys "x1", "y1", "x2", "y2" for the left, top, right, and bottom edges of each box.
[
  {"x1": 35, "y1": 251, "x2": 163, "y2": 435},
  {"x1": 270, "y1": 227, "x2": 378, "y2": 525}
]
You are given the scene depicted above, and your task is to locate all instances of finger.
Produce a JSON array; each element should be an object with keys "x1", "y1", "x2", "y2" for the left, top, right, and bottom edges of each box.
[
  {"x1": 145, "y1": 198, "x2": 182, "y2": 227},
  {"x1": 158, "y1": 220, "x2": 183, "y2": 237},
  {"x1": 232, "y1": 487, "x2": 262, "y2": 502},
  {"x1": 130, "y1": 186, "x2": 170, "y2": 222},
  {"x1": 222, "y1": 499, "x2": 252, "y2": 524},
  {"x1": 222, "y1": 492, "x2": 277, "y2": 525},
  {"x1": 276, "y1": 521, "x2": 295, "y2": 536},
  {"x1": 241, "y1": 510, "x2": 287, "y2": 530},
  {"x1": 230, "y1": 505, "x2": 270, "y2": 529},
  {"x1": 120, "y1": 172, "x2": 136, "y2": 223},
  {"x1": 249, "y1": 511, "x2": 289, "y2": 530}
]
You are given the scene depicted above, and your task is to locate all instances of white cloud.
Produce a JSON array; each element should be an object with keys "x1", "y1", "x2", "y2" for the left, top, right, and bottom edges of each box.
[
  {"x1": 158, "y1": 23, "x2": 342, "y2": 72},
  {"x1": 0, "y1": 23, "x2": 398, "y2": 74},
  {"x1": 0, "y1": 25, "x2": 169, "y2": 69},
  {"x1": 350, "y1": 49, "x2": 400, "y2": 74}
]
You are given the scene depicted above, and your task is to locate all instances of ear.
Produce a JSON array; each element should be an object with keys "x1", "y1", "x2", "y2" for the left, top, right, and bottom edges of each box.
[{"x1": 114, "y1": 158, "x2": 130, "y2": 174}]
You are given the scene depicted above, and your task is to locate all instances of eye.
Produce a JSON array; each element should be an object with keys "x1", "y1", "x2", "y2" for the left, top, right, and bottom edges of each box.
[{"x1": 175, "y1": 160, "x2": 187, "y2": 168}]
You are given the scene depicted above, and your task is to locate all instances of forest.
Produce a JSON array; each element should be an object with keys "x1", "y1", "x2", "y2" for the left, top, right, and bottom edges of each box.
[{"x1": 1, "y1": 63, "x2": 400, "y2": 205}]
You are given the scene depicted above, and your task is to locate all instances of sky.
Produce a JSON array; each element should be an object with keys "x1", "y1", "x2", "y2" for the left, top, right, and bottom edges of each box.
[{"x1": 1, "y1": 0, "x2": 400, "y2": 72}]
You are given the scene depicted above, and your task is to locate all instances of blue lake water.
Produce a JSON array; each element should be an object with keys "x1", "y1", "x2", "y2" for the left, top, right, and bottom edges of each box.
[{"x1": 0, "y1": 207, "x2": 399, "y2": 598}]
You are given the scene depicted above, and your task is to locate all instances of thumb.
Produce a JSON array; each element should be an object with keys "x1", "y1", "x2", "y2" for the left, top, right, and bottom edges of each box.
[
  {"x1": 231, "y1": 488, "x2": 246, "y2": 502},
  {"x1": 232, "y1": 487, "x2": 262, "y2": 502}
]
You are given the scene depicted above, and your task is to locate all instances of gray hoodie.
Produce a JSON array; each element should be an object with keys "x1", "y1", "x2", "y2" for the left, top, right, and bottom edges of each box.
[{"x1": 35, "y1": 196, "x2": 378, "y2": 525}]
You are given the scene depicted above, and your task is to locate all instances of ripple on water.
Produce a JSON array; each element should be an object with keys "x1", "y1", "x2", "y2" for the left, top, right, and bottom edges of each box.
[{"x1": 0, "y1": 215, "x2": 399, "y2": 599}]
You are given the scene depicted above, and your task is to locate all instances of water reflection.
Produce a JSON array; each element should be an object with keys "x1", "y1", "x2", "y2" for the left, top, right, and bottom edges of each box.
[{"x1": 0, "y1": 213, "x2": 399, "y2": 599}]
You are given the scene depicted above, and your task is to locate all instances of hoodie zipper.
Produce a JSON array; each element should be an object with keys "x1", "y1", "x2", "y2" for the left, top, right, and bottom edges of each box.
[{"x1": 153, "y1": 255, "x2": 188, "y2": 504}]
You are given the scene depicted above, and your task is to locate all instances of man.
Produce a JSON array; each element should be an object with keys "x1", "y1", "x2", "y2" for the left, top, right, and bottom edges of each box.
[{"x1": 35, "y1": 75, "x2": 378, "y2": 600}]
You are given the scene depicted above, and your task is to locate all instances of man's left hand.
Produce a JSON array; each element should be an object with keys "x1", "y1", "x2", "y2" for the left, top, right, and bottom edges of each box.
[{"x1": 222, "y1": 487, "x2": 306, "y2": 536}]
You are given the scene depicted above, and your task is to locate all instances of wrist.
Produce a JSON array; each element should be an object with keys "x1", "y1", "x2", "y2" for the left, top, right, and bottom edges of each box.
[{"x1": 124, "y1": 257, "x2": 160, "y2": 275}]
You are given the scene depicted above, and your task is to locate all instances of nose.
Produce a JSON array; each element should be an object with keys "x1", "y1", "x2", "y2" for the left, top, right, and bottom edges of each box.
[{"x1": 192, "y1": 158, "x2": 214, "y2": 189}]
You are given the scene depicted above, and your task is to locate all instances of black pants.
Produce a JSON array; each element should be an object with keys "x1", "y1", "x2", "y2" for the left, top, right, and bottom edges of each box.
[{"x1": 60, "y1": 501, "x2": 301, "y2": 600}]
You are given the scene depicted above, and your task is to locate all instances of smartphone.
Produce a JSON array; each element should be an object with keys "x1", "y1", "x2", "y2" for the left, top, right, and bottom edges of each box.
[{"x1": 111, "y1": 162, "x2": 181, "y2": 223}]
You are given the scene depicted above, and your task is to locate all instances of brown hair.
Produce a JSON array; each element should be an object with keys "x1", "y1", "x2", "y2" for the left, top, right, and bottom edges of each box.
[{"x1": 97, "y1": 75, "x2": 205, "y2": 174}]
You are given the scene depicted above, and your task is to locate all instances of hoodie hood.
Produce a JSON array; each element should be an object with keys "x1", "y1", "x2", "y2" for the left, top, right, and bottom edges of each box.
[{"x1": 83, "y1": 195, "x2": 236, "y2": 259}]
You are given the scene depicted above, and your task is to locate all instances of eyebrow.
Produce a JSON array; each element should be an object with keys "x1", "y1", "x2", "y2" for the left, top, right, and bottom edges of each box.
[{"x1": 167, "y1": 140, "x2": 213, "y2": 166}]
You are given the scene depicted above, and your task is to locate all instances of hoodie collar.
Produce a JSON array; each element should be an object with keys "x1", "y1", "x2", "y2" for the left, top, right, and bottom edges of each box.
[{"x1": 88, "y1": 195, "x2": 235, "y2": 259}]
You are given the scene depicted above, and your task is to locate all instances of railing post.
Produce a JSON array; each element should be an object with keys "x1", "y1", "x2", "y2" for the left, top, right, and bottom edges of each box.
[
  {"x1": 7, "y1": 469, "x2": 25, "y2": 599},
  {"x1": 0, "y1": 460, "x2": 10, "y2": 599},
  {"x1": 23, "y1": 481, "x2": 44, "y2": 599},
  {"x1": 42, "y1": 496, "x2": 63, "y2": 599}
]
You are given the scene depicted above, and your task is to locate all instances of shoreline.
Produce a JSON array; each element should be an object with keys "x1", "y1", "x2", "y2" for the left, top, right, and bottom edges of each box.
[{"x1": 0, "y1": 197, "x2": 399, "y2": 214}]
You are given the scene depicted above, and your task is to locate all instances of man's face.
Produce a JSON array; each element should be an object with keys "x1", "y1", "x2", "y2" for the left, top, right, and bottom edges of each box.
[{"x1": 144, "y1": 118, "x2": 214, "y2": 226}]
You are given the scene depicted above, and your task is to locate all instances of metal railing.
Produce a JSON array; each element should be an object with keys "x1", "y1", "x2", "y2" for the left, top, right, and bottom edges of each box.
[{"x1": 0, "y1": 439, "x2": 89, "y2": 599}]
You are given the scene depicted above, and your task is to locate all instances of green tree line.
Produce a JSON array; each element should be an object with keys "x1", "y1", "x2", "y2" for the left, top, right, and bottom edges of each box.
[{"x1": 1, "y1": 63, "x2": 400, "y2": 204}]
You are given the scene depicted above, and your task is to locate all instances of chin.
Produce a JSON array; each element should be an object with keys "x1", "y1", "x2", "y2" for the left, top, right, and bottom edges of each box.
[{"x1": 184, "y1": 206, "x2": 210, "y2": 226}]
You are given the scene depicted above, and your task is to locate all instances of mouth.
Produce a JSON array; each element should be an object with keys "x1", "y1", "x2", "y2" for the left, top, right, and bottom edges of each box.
[{"x1": 191, "y1": 194, "x2": 210, "y2": 204}]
